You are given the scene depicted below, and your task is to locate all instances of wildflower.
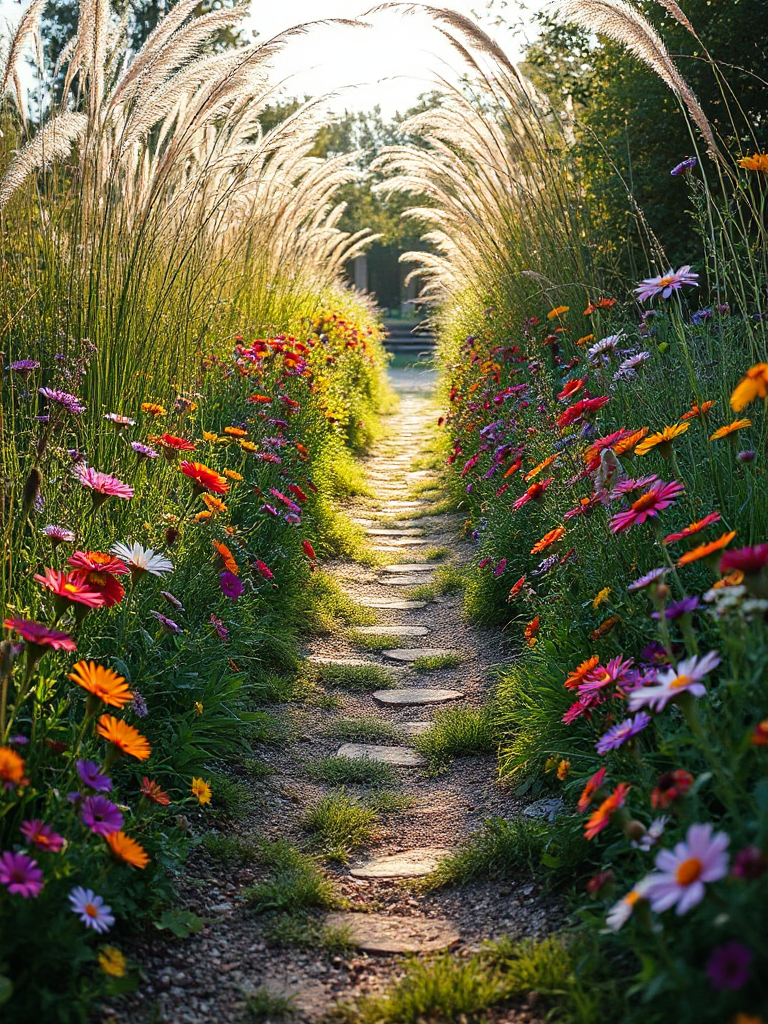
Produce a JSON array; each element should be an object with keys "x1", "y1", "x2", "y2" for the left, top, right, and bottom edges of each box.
[
  {"x1": 194, "y1": 701, "x2": 203, "y2": 715},
  {"x1": 493, "y1": 558, "x2": 507, "y2": 576},
  {"x1": 69, "y1": 551, "x2": 128, "y2": 576},
  {"x1": 565, "y1": 655, "x2": 600, "y2": 691},
  {"x1": 508, "y1": 576, "x2": 526, "y2": 599},
  {"x1": 69, "y1": 887, "x2": 115, "y2": 932},
  {"x1": 627, "y1": 567, "x2": 667, "y2": 592},
  {"x1": 731, "y1": 846, "x2": 767, "y2": 880},
  {"x1": 42, "y1": 524, "x2": 76, "y2": 546},
  {"x1": 577, "y1": 334, "x2": 595, "y2": 346},
  {"x1": 590, "y1": 616, "x2": 620, "y2": 640},
  {"x1": 651, "y1": 769, "x2": 694, "y2": 809},
  {"x1": 34, "y1": 569, "x2": 106, "y2": 612},
  {"x1": 629, "y1": 650, "x2": 720, "y2": 712},
  {"x1": 585, "y1": 783, "x2": 631, "y2": 840},
  {"x1": 592, "y1": 587, "x2": 610, "y2": 609},
  {"x1": 524, "y1": 616, "x2": 539, "y2": 646},
  {"x1": 131, "y1": 691, "x2": 148, "y2": 717},
  {"x1": 606, "y1": 876, "x2": 654, "y2": 930},
  {"x1": 210, "y1": 614, "x2": 229, "y2": 640},
  {"x1": 131, "y1": 441, "x2": 159, "y2": 459},
  {"x1": 111, "y1": 541, "x2": 173, "y2": 578},
  {"x1": 69, "y1": 661, "x2": 132, "y2": 710},
  {"x1": 212, "y1": 540, "x2": 239, "y2": 574},
  {"x1": 663, "y1": 513, "x2": 721, "y2": 545},
  {"x1": 3, "y1": 617, "x2": 76, "y2": 653},
  {"x1": 681, "y1": 399, "x2": 715, "y2": 421},
  {"x1": 613, "y1": 428, "x2": 649, "y2": 459},
  {"x1": 74, "y1": 465, "x2": 134, "y2": 507},
  {"x1": 81, "y1": 795, "x2": 124, "y2": 836},
  {"x1": 302, "y1": 540, "x2": 316, "y2": 559},
  {"x1": 104, "y1": 831, "x2": 149, "y2": 868},
  {"x1": 240, "y1": 440, "x2": 259, "y2": 453},
  {"x1": 671, "y1": 156, "x2": 697, "y2": 176},
  {"x1": 609, "y1": 480, "x2": 684, "y2": 533},
  {"x1": 524, "y1": 455, "x2": 559, "y2": 482},
  {"x1": 676, "y1": 531, "x2": 737, "y2": 566},
  {"x1": 140, "y1": 777, "x2": 170, "y2": 806},
  {"x1": 731, "y1": 363, "x2": 768, "y2": 411},
  {"x1": 635, "y1": 423, "x2": 688, "y2": 458},
  {"x1": 557, "y1": 379, "x2": 585, "y2": 402},
  {"x1": 223, "y1": 470, "x2": 243, "y2": 482},
  {"x1": 557, "y1": 397, "x2": 609, "y2": 429},
  {"x1": 39, "y1": 387, "x2": 86, "y2": 414},
  {"x1": 0, "y1": 852, "x2": 44, "y2": 897},
  {"x1": 141, "y1": 402, "x2": 166, "y2": 416},
  {"x1": 578, "y1": 767, "x2": 606, "y2": 812},
  {"x1": 160, "y1": 591, "x2": 183, "y2": 611},
  {"x1": 645, "y1": 822, "x2": 729, "y2": 914},
  {"x1": 97, "y1": 715, "x2": 151, "y2": 761},
  {"x1": 220, "y1": 571, "x2": 244, "y2": 601},
  {"x1": 738, "y1": 153, "x2": 768, "y2": 172},
  {"x1": 547, "y1": 306, "x2": 569, "y2": 319},
  {"x1": 8, "y1": 358, "x2": 40, "y2": 374},
  {"x1": 20, "y1": 820, "x2": 65, "y2": 853},
  {"x1": 149, "y1": 610, "x2": 182, "y2": 634},
  {"x1": 98, "y1": 947, "x2": 127, "y2": 978},
  {"x1": 719, "y1": 543, "x2": 768, "y2": 576},
  {"x1": 750, "y1": 719, "x2": 768, "y2": 745},
  {"x1": 587, "y1": 334, "x2": 623, "y2": 361},
  {"x1": 632, "y1": 816, "x2": 669, "y2": 852},
  {"x1": 653, "y1": 595, "x2": 699, "y2": 620},
  {"x1": 179, "y1": 461, "x2": 229, "y2": 495},
  {"x1": 104, "y1": 413, "x2": 135, "y2": 429},
  {"x1": 578, "y1": 655, "x2": 634, "y2": 694},
  {"x1": 710, "y1": 418, "x2": 751, "y2": 442},
  {"x1": 201, "y1": 495, "x2": 228, "y2": 516},
  {"x1": 155, "y1": 433, "x2": 196, "y2": 457},
  {"x1": 252, "y1": 560, "x2": 274, "y2": 581},
  {"x1": 248, "y1": 394, "x2": 271, "y2": 404},
  {"x1": 616, "y1": 351, "x2": 650, "y2": 374},
  {"x1": 513, "y1": 477, "x2": 553, "y2": 510},
  {"x1": 635, "y1": 266, "x2": 699, "y2": 302},
  {"x1": 557, "y1": 759, "x2": 570, "y2": 780},
  {"x1": 191, "y1": 778, "x2": 212, "y2": 805},
  {"x1": 77, "y1": 759, "x2": 113, "y2": 791},
  {"x1": 738, "y1": 449, "x2": 756, "y2": 462},
  {"x1": 530, "y1": 527, "x2": 565, "y2": 554},
  {"x1": 584, "y1": 297, "x2": 617, "y2": 314},
  {"x1": 706, "y1": 942, "x2": 752, "y2": 991},
  {"x1": 596, "y1": 713, "x2": 651, "y2": 754}
]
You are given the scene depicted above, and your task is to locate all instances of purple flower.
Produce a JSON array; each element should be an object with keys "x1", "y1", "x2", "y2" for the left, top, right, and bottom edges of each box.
[
  {"x1": 670, "y1": 156, "x2": 697, "y2": 177},
  {"x1": 160, "y1": 590, "x2": 183, "y2": 611},
  {"x1": 150, "y1": 610, "x2": 182, "y2": 634},
  {"x1": 641, "y1": 641, "x2": 669, "y2": 665},
  {"x1": 131, "y1": 441, "x2": 159, "y2": 459},
  {"x1": 691, "y1": 308, "x2": 712, "y2": 325},
  {"x1": 76, "y1": 759, "x2": 113, "y2": 792},
  {"x1": 596, "y1": 712, "x2": 651, "y2": 754},
  {"x1": 627, "y1": 568, "x2": 668, "y2": 593},
  {"x1": 38, "y1": 387, "x2": 86, "y2": 414},
  {"x1": 68, "y1": 886, "x2": 114, "y2": 933},
  {"x1": 42, "y1": 524, "x2": 76, "y2": 546},
  {"x1": 260, "y1": 503, "x2": 278, "y2": 516},
  {"x1": 635, "y1": 266, "x2": 699, "y2": 303},
  {"x1": 706, "y1": 942, "x2": 752, "y2": 991},
  {"x1": 220, "y1": 571, "x2": 244, "y2": 601},
  {"x1": 737, "y1": 450, "x2": 756, "y2": 463},
  {"x1": 731, "y1": 845, "x2": 767, "y2": 880},
  {"x1": 284, "y1": 513, "x2": 301, "y2": 526},
  {"x1": 652, "y1": 595, "x2": 699, "y2": 620},
  {"x1": 9, "y1": 734, "x2": 29, "y2": 746},
  {"x1": 0, "y1": 851, "x2": 44, "y2": 897},
  {"x1": 210, "y1": 614, "x2": 229, "y2": 640},
  {"x1": 81, "y1": 795, "x2": 123, "y2": 836},
  {"x1": 8, "y1": 359, "x2": 40, "y2": 375},
  {"x1": 131, "y1": 690, "x2": 148, "y2": 718},
  {"x1": 493, "y1": 558, "x2": 507, "y2": 576}
]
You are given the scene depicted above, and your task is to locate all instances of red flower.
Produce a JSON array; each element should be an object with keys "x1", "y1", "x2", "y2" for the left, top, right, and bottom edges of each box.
[
  {"x1": 719, "y1": 543, "x2": 768, "y2": 575},
  {"x1": 512, "y1": 477, "x2": 553, "y2": 511},
  {"x1": 74, "y1": 466, "x2": 134, "y2": 503},
  {"x1": 140, "y1": 777, "x2": 170, "y2": 806},
  {"x1": 179, "y1": 462, "x2": 229, "y2": 495},
  {"x1": 69, "y1": 551, "x2": 129, "y2": 575},
  {"x1": 650, "y1": 769, "x2": 694, "y2": 808},
  {"x1": 253, "y1": 560, "x2": 274, "y2": 580},
  {"x1": 578, "y1": 767, "x2": 606, "y2": 812},
  {"x1": 584, "y1": 298, "x2": 617, "y2": 315},
  {"x1": 557, "y1": 379, "x2": 586, "y2": 402},
  {"x1": 69, "y1": 570, "x2": 125, "y2": 608},
  {"x1": 288, "y1": 484, "x2": 308, "y2": 503},
  {"x1": 3, "y1": 618, "x2": 76, "y2": 652},
  {"x1": 507, "y1": 576, "x2": 526, "y2": 599},
  {"x1": 156, "y1": 433, "x2": 196, "y2": 454},
  {"x1": 302, "y1": 540, "x2": 316, "y2": 559},
  {"x1": 662, "y1": 513, "x2": 722, "y2": 545},
  {"x1": 584, "y1": 783, "x2": 630, "y2": 840},
  {"x1": 750, "y1": 719, "x2": 768, "y2": 746},
  {"x1": 557, "y1": 396, "x2": 610, "y2": 430},
  {"x1": 33, "y1": 569, "x2": 106, "y2": 609}
]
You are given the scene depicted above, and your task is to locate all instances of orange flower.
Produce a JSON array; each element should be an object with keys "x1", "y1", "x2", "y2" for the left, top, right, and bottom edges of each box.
[
  {"x1": 0, "y1": 746, "x2": 29, "y2": 788},
  {"x1": 613, "y1": 427, "x2": 649, "y2": 457},
  {"x1": 524, "y1": 616, "x2": 540, "y2": 646},
  {"x1": 530, "y1": 527, "x2": 565, "y2": 554},
  {"x1": 676, "y1": 531, "x2": 737, "y2": 567},
  {"x1": 503, "y1": 458, "x2": 522, "y2": 478},
  {"x1": 508, "y1": 576, "x2": 526, "y2": 600},
  {"x1": 547, "y1": 306, "x2": 569, "y2": 320},
  {"x1": 223, "y1": 470, "x2": 243, "y2": 482},
  {"x1": 295, "y1": 442, "x2": 309, "y2": 459},
  {"x1": 576, "y1": 334, "x2": 595, "y2": 346},
  {"x1": 635, "y1": 423, "x2": 688, "y2": 457},
  {"x1": 105, "y1": 831, "x2": 150, "y2": 868},
  {"x1": 591, "y1": 616, "x2": 620, "y2": 640},
  {"x1": 156, "y1": 433, "x2": 196, "y2": 454},
  {"x1": 203, "y1": 430, "x2": 219, "y2": 442},
  {"x1": 191, "y1": 778, "x2": 212, "y2": 805},
  {"x1": 69, "y1": 661, "x2": 132, "y2": 709},
  {"x1": 179, "y1": 461, "x2": 229, "y2": 495},
  {"x1": 731, "y1": 363, "x2": 768, "y2": 411},
  {"x1": 239, "y1": 440, "x2": 259, "y2": 453},
  {"x1": 97, "y1": 715, "x2": 151, "y2": 760},
  {"x1": 565, "y1": 655, "x2": 600, "y2": 691},
  {"x1": 712, "y1": 570, "x2": 744, "y2": 589},
  {"x1": 710, "y1": 418, "x2": 751, "y2": 441},
  {"x1": 141, "y1": 402, "x2": 166, "y2": 417},
  {"x1": 681, "y1": 399, "x2": 715, "y2": 421},
  {"x1": 224, "y1": 426, "x2": 248, "y2": 437},
  {"x1": 202, "y1": 495, "x2": 228, "y2": 514},
  {"x1": 751, "y1": 719, "x2": 768, "y2": 745},
  {"x1": 212, "y1": 541, "x2": 239, "y2": 575},
  {"x1": 524, "y1": 455, "x2": 559, "y2": 482},
  {"x1": 140, "y1": 777, "x2": 170, "y2": 806},
  {"x1": 584, "y1": 298, "x2": 617, "y2": 315},
  {"x1": 738, "y1": 153, "x2": 768, "y2": 172},
  {"x1": 194, "y1": 510, "x2": 212, "y2": 522},
  {"x1": 585, "y1": 783, "x2": 630, "y2": 840},
  {"x1": 578, "y1": 766, "x2": 606, "y2": 812},
  {"x1": 557, "y1": 759, "x2": 571, "y2": 780},
  {"x1": 248, "y1": 394, "x2": 271, "y2": 404}
]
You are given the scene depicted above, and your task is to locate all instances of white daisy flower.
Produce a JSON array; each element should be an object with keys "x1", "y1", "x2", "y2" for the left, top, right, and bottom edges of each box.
[
  {"x1": 111, "y1": 541, "x2": 173, "y2": 578},
  {"x1": 606, "y1": 875, "x2": 654, "y2": 931}
]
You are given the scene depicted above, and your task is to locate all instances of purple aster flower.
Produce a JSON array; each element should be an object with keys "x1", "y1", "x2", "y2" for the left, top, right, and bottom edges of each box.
[
  {"x1": 0, "y1": 851, "x2": 44, "y2": 897},
  {"x1": 532, "y1": 554, "x2": 560, "y2": 577},
  {"x1": 617, "y1": 352, "x2": 651, "y2": 373},
  {"x1": 9, "y1": 734, "x2": 29, "y2": 746},
  {"x1": 260, "y1": 503, "x2": 278, "y2": 516},
  {"x1": 80, "y1": 795, "x2": 123, "y2": 836},
  {"x1": 160, "y1": 590, "x2": 183, "y2": 611},
  {"x1": 131, "y1": 441, "x2": 159, "y2": 459},
  {"x1": 641, "y1": 641, "x2": 669, "y2": 665},
  {"x1": 150, "y1": 610, "x2": 182, "y2": 634},
  {"x1": 652, "y1": 595, "x2": 699, "y2": 620},
  {"x1": 737, "y1": 450, "x2": 756, "y2": 463},
  {"x1": 670, "y1": 156, "x2": 697, "y2": 177},
  {"x1": 706, "y1": 942, "x2": 752, "y2": 991},
  {"x1": 627, "y1": 567, "x2": 667, "y2": 592},
  {"x1": 8, "y1": 359, "x2": 40, "y2": 375},
  {"x1": 131, "y1": 690, "x2": 148, "y2": 718},
  {"x1": 596, "y1": 712, "x2": 651, "y2": 754},
  {"x1": 38, "y1": 387, "x2": 86, "y2": 414},
  {"x1": 76, "y1": 759, "x2": 113, "y2": 792},
  {"x1": 631, "y1": 815, "x2": 668, "y2": 851},
  {"x1": 493, "y1": 558, "x2": 507, "y2": 576},
  {"x1": 42, "y1": 524, "x2": 76, "y2": 546},
  {"x1": 220, "y1": 571, "x2": 244, "y2": 601},
  {"x1": 284, "y1": 513, "x2": 301, "y2": 526},
  {"x1": 68, "y1": 887, "x2": 114, "y2": 933},
  {"x1": 691, "y1": 308, "x2": 712, "y2": 325},
  {"x1": 210, "y1": 614, "x2": 229, "y2": 640}
]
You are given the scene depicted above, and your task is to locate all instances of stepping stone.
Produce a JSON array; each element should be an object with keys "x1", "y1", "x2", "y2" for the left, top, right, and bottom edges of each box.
[
  {"x1": 350, "y1": 847, "x2": 451, "y2": 879},
  {"x1": 523, "y1": 798, "x2": 564, "y2": 822},
  {"x1": 335, "y1": 744, "x2": 424, "y2": 767},
  {"x1": 373, "y1": 688, "x2": 464, "y2": 706},
  {"x1": 380, "y1": 575, "x2": 434, "y2": 586},
  {"x1": 325, "y1": 913, "x2": 459, "y2": 954},
  {"x1": 371, "y1": 542, "x2": 429, "y2": 551},
  {"x1": 359, "y1": 599, "x2": 427, "y2": 609},
  {"x1": 399, "y1": 721, "x2": 433, "y2": 736},
  {"x1": 355, "y1": 625, "x2": 429, "y2": 637},
  {"x1": 366, "y1": 529, "x2": 423, "y2": 536},
  {"x1": 308, "y1": 656, "x2": 375, "y2": 667},
  {"x1": 384, "y1": 648, "x2": 458, "y2": 662},
  {"x1": 384, "y1": 564, "x2": 435, "y2": 573}
]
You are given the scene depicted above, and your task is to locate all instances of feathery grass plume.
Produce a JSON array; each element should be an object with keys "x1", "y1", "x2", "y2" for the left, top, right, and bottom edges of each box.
[
  {"x1": 0, "y1": 0, "x2": 47, "y2": 124},
  {"x1": 0, "y1": 112, "x2": 89, "y2": 209}
]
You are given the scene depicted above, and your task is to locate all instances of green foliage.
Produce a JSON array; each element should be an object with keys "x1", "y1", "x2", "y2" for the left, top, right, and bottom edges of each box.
[
  {"x1": 412, "y1": 654, "x2": 463, "y2": 672},
  {"x1": 244, "y1": 987, "x2": 294, "y2": 1021},
  {"x1": 297, "y1": 573, "x2": 376, "y2": 635},
  {"x1": 202, "y1": 833, "x2": 259, "y2": 865},
  {"x1": 408, "y1": 565, "x2": 467, "y2": 601},
  {"x1": 423, "y1": 546, "x2": 450, "y2": 561},
  {"x1": 245, "y1": 841, "x2": 338, "y2": 914},
  {"x1": 350, "y1": 631, "x2": 408, "y2": 651},
  {"x1": 307, "y1": 756, "x2": 396, "y2": 789},
  {"x1": 414, "y1": 706, "x2": 497, "y2": 770},
  {"x1": 263, "y1": 913, "x2": 353, "y2": 953},
  {"x1": 311, "y1": 663, "x2": 398, "y2": 692},
  {"x1": 209, "y1": 774, "x2": 255, "y2": 818},
  {"x1": 328, "y1": 717, "x2": 403, "y2": 743},
  {"x1": 301, "y1": 791, "x2": 377, "y2": 862}
]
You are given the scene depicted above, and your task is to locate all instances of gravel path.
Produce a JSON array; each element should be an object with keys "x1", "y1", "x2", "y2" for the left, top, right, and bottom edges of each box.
[{"x1": 111, "y1": 365, "x2": 560, "y2": 1024}]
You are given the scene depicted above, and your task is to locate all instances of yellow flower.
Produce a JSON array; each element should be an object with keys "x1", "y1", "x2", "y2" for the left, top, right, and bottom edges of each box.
[
  {"x1": 731, "y1": 363, "x2": 768, "y2": 411},
  {"x1": 202, "y1": 494, "x2": 227, "y2": 514},
  {"x1": 547, "y1": 305, "x2": 569, "y2": 320},
  {"x1": 738, "y1": 153, "x2": 768, "y2": 173},
  {"x1": 240, "y1": 440, "x2": 259, "y2": 453},
  {"x1": 223, "y1": 469, "x2": 243, "y2": 482},
  {"x1": 203, "y1": 430, "x2": 219, "y2": 442},
  {"x1": 592, "y1": 587, "x2": 611, "y2": 609},
  {"x1": 635, "y1": 423, "x2": 688, "y2": 457},
  {"x1": 191, "y1": 777, "x2": 212, "y2": 805},
  {"x1": 576, "y1": 334, "x2": 595, "y2": 346},
  {"x1": 194, "y1": 701, "x2": 203, "y2": 715},
  {"x1": 710, "y1": 418, "x2": 751, "y2": 441},
  {"x1": 194, "y1": 510, "x2": 212, "y2": 522},
  {"x1": 98, "y1": 947, "x2": 127, "y2": 978},
  {"x1": 557, "y1": 759, "x2": 571, "y2": 781}
]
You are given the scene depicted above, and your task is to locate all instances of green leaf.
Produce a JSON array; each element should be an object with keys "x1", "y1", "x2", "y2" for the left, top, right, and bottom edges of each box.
[
  {"x1": 153, "y1": 909, "x2": 205, "y2": 938},
  {"x1": 0, "y1": 976, "x2": 12, "y2": 1006},
  {"x1": 540, "y1": 851, "x2": 561, "y2": 869}
]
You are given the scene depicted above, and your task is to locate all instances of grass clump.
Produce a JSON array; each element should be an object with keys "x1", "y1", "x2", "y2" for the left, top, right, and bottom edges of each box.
[
  {"x1": 264, "y1": 912, "x2": 353, "y2": 953},
  {"x1": 308, "y1": 756, "x2": 396, "y2": 788},
  {"x1": 314, "y1": 663, "x2": 398, "y2": 692},
  {"x1": 409, "y1": 565, "x2": 466, "y2": 601},
  {"x1": 424, "y1": 546, "x2": 450, "y2": 561},
  {"x1": 363, "y1": 791, "x2": 413, "y2": 814},
  {"x1": 350, "y1": 631, "x2": 408, "y2": 651},
  {"x1": 414, "y1": 706, "x2": 497, "y2": 770},
  {"x1": 412, "y1": 654, "x2": 463, "y2": 672},
  {"x1": 300, "y1": 572, "x2": 376, "y2": 635},
  {"x1": 316, "y1": 692, "x2": 345, "y2": 711},
  {"x1": 209, "y1": 774, "x2": 254, "y2": 818},
  {"x1": 301, "y1": 791, "x2": 377, "y2": 862},
  {"x1": 328, "y1": 717, "x2": 402, "y2": 743},
  {"x1": 245, "y1": 988, "x2": 294, "y2": 1021},
  {"x1": 245, "y1": 840, "x2": 338, "y2": 913},
  {"x1": 202, "y1": 833, "x2": 259, "y2": 865}
]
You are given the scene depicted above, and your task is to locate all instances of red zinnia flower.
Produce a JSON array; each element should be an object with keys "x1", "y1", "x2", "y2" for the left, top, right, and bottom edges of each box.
[
  {"x1": 180, "y1": 461, "x2": 229, "y2": 496},
  {"x1": 68, "y1": 551, "x2": 129, "y2": 575},
  {"x1": 557, "y1": 379, "x2": 586, "y2": 402},
  {"x1": 302, "y1": 540, "x2": 316, "y2": 559},
  {"x1": 140, "y1": 777, "x2": 170, "y2": 806},
  {"x1": 513, "y1": 477, "x2": 553, "y2": 511},
  {"x1": 663, "y1": 513, "x2": 721, "y2": 545},
  {"x1": 288, "y1": 485, "x2": 308, "y2": 503},
  {"x1": 253, "y1": 560, "x2": 274, "y2": 580},
  {"x1": 557, "y1": 396, "x2": 610, "y2": 429},
  {"x1": 507, "y1": 576, "x2": 526, "y2": 599},
  {"x1": 3, "y1": 618, "x2": 76, "y2": 652},
  {"x1": 156, "y1": 433, "x2": 196, "y2": 456},
  {"x1": 68, "y1": 570, "x2": 124, "y2": 608},
  {"x1": 34, "y1": 569, "x2": 106, "y2": 609}
]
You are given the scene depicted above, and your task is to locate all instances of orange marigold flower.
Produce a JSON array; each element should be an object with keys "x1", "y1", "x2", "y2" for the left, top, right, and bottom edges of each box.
[
  {"x1": 507, "y1": 575, "x2": 526, "y2": 600},
  {"x1": 524, "y1": 455, "x2": 559, "y2": 482},
  {"x1": 635, "y1": 423, "x2": 688, "y2": 457},
  {"x1": 105, "y1": 831, "x2": 150, "y2": 868},
  {"x1": 557, "y1": 759, "x2": 571, "y2": 780},
  {"x1": 141, "y1": 777, "x2": 170, "y2": 805},
  {"x1": 576, "y1": 334, "x2": 595, "y2": 346},
  {"x1": 141, "y1": 402, "x2": 166, "y2": 417},
  {"x1": 731, "y1": 363, "x2": 768, "y2": 411},
  {"x1": 0, "y1": 746, "x2": 29, "y2": 788},
  {"x1": 585, "y1": 783, "x2": 631, "y2": 840},
  {"x1": 224, "y1": 426, "x2": 248, "y2": 437},
  {"x1": 591, "y1": 616, "x2": 620, "y2": 640},
  {"x1": 565, "y1": 655, "x2": 600, "y2": 691},
  {"x1": 202, "y1": 430, "x2": 219, "y2": 442},
  {"x1": 503, "y1": 458, "x2": 523, "y2": 478},
  {"x1": 710, "y1": 418, "x2": 751, "y2": 441},
  {"x1": 531, "y1": 527, "x2": 565, "y2": 554},
  {"x1": 738, "y1": 153, "x2": 768, "y2": 172},
  {"x1": 681, "y1": 399, "x2": 715, "y2": 421},
  {"x1": 295, "y1": 442, "x2": 309, "y2": 458},
  {"x1": 524, "y1": 616, "x2": 540, "y2": 646},
  {"x1": 69, "y1": 661, "x2": 132, "y2": 709},
  {"x1": 223, "y1": 470, "x2": 243, "y2": 482},
  {"x1": 584, "y1": 298, "x2": 617, "y2": 315},
  {"x1": 179, "y1": 461, "x2": 229, "y2": 495},
  {"x1": 239, "y1": 440, "x2": 259, "y2": 453},
  {"x1": 676, "y1": 531, "x2": 737, "y2": 567},
  {"x1": 202, "y1": 495, "x2": 227, "y2": 514},
  {"x1": 191, "y1": 777, "x2": 212, "y2": 805},
  {"x1": 751, "y1": 719, "x2": 768, "y2": 745},
  {"x1": 97, "y1": 715, "x2": 151, "y2": 760},
  {"x1": 547, "y1": 306, "x2": 569, "y2": 320},
  {"x1": 613, "y1": 427, "x2": 649, "y2": 457},
  {"x1": 712, "y1": 570, "x2": 744, "y2": 589},
  {"x1": 194, "y1": 510, "x2": 212, "y2": 522},
  {"x1": 212, "y1": 540, "x2": 239, "y2": 575}
]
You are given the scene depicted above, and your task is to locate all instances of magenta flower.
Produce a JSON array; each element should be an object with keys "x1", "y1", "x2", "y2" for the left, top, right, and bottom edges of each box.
[
  {"x1": 210, "y1": 614, "x2": 229, "y2": 640},
  {"x1": 3, "y1": 617, "x2": 77, "y2": 652},
  {"x1": 81, "y1": 795, "x2": 124, "y2": 836},
  {"x1": 260, "y1": 503, "x2": 278, "y2": 516},
  {"x1": 76, "y1": 759, "x2": 113, "y2": 792},
  {"x1": 39, "y1": 387, "x2": 86, "y2": 414},
  {"x1": 596, "y1": 712, "x2": 651, "y2": 754},
  {"x1": 220, "y1": 571, "x2": 244, "y2": 601},
  {"x1": 493, "y1": 558, "x2": 507, "y2": 576},
  {"x1": 731, "y1": 846, "x2": 767, "y2": 880},
  {"x1": 652, "y1": 596, "x2": 699, "y2": 620},
  {"x1": 9, "y1": 359, "x2": 40, "y2": 375},
  {"x1": 706, "y1": 942, "x2": 752, "y2": 991},
  {"x1": 20, "y1": 819, "x2": 65, "y2": 853},
  {"x1": 42, "y1": 524, "x2": 76, "y2": 546},
  {"x1": 74, "y1": 464, "x2": 134, "y2": 504},
  {"x1": 635, "y1": 266, "x2": 699, "y2": 303},
  {"x1": 253, "y1": 560, "x2": 274, "y2": 580},
  {"x1": 610, "y1": 480, "x2": 684, "y2": 533},
  {"x1": 627, "y1": 567, "x2": 667, "y2": 592},
  {"x1": 0, "y1": 851, "x2": 44, "y2": 897},
  {"x1": 68, "y1": 886, "x2": 115, "y2": 933},
  {"x1": 131, "y1": 441, "x2": 160, "y2": 459},
  {"x1": 629, "y1": 651, "x2": 720, "y2": 713},
  {"x1": 150, "y1": 609, "x2": 182, "y2": 634}
]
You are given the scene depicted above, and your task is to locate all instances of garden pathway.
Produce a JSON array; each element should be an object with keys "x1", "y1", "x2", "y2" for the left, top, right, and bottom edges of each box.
[{"x1": 118, "y1": 365, "x2": 558, "y2": 1024}]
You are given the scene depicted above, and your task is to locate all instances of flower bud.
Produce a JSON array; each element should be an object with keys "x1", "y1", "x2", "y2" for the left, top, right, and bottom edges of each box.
[{"x1": 737, "y1": 450, "x2": 756, "y2": 463}]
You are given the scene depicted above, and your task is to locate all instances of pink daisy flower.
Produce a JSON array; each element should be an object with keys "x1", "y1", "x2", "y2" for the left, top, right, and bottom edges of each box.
[
  {"x1": 635, "y1": 266, "x2": 699, "y2": 303},
  {"x1": 628, "y1": 651, "x2": 720, "y2": 713},
  {"x1": 74, "y1": 465, "x2": 134, "y2": 505},
  {"x1": 3, "y1": 618, "x2": 76, "y2": 652},
  {"x1": 610, "y1": 480, "x2": 684, "y2": 533},
  {"x1": 20, "y1": 819, "x2": 65, "y2": 853},
  {"x1": 644, "y1": 822, "x2": 729, "y2": 914},
  {"x1": 0, "y1": 851, "x2": 44, "y2": 897}
]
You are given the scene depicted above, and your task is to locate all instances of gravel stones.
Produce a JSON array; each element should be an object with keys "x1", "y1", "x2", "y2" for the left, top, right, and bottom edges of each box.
[
  {"x1": 383, "y1": 563, "x2": 435, "y2": 573},
  {"x1": 355, "y1": 625, "x2": 429, "y2": 637},
  {"x1": 358, "y1": 599, "x2": 427, "y2": 609}
]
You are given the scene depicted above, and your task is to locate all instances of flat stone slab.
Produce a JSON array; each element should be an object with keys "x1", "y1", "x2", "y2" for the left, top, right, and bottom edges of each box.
[
  {"x1": 398, "y1": 721, "x2": 433, "y2": 736},
  {"x1": 359, "y1": 599, "x2": 427, "y2": 609},
  {"x1": 384, "y1": 648, "x2": 458, "y2": 662},
  {"x1": 355, "y1": 625, "x2": 429, "y2": 637},
  {"x1": 350, "y1": 847, "x2": 451, "y2": 879},
  {"x1": 366, "y1": 529, "x2": 423, "y2": 537},
  {"x1": 373, "y1": 688, "x2": 464, "y2": 706},
  {"x1": 380, "y1": 575, "x2": 434, "y2": 586},
  {"x1": 371, "y1": 542, "x2": 429, "y2": 551},
  {"x1": 336, "y1": 743, "x2": 424, "y2": 767},
  {"x1": 326, "y1": 913, "x2": 459, "y2": 954},
  {"x1": 523, "y1": 798, "x2": 565, "y2": 822},
  {"x1": 384, "y1": 564, "x2": 436, "y2": 573},
  {"x1": 309, "y1": 656, "x2": 375, "y2": 667}
]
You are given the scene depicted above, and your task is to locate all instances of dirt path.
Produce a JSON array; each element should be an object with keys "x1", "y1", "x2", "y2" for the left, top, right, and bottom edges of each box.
[{"x1": 115, "y1": 365, "x2": 557, "y2": 1024}]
